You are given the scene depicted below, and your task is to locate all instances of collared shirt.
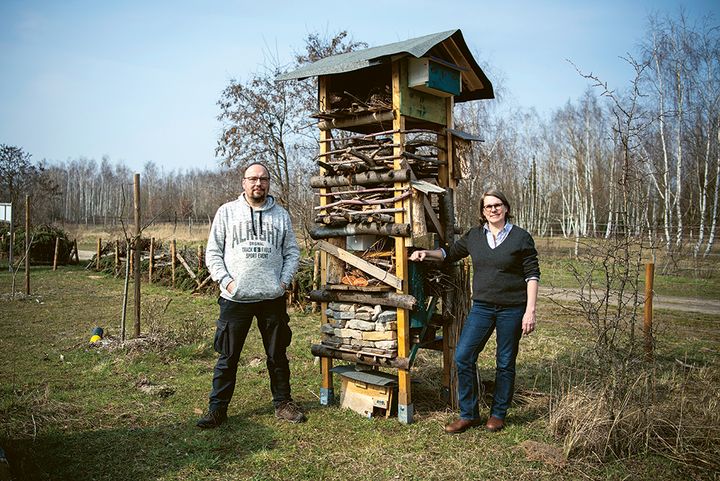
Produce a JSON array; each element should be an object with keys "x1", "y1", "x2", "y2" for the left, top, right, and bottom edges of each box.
[{"x1": 484, "y1": 222, "x2": 513, "y2": 249}]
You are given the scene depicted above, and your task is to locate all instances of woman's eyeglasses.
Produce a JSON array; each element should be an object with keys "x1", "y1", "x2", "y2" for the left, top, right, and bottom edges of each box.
[{"x1": 483, "y1": 203, "x2": 504, "y2": 212}]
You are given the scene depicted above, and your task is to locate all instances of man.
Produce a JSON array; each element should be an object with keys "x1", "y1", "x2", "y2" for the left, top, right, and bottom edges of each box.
[{"x1": 196, "y1": 162, "x2": 304, "y2": 428}]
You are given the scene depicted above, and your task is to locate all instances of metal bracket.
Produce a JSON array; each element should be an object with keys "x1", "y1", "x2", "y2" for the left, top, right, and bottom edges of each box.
[
  {"x1": 320, "y1": 387, "x2": 335, "y2": 406},
  {"x1": 398, "y1": 403, "x2": 414, "y2": 424}
]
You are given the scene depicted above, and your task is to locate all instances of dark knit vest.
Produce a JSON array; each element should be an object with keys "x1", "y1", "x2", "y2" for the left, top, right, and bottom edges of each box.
[{"x1": 445, "y1": 225, "x2": 540, "y2": 307}]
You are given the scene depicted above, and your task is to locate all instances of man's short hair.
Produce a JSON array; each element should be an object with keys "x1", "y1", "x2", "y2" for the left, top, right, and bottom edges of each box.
[{"x1": 242, "y1": 162, "x2": 270, "y2": 177}]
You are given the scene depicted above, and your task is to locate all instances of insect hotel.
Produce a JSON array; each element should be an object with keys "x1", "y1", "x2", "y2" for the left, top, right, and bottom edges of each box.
[{"x1": 279, "y1": 29, "x2": 494, "y2": 423}]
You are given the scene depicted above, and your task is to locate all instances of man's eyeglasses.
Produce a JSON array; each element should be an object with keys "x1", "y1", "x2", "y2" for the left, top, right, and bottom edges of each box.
[
  {"x1": 483, "y1": 203, "x2": 504, "y2": 212},
  {"x1": 244, "y1": 176, "x2": 270, "y2": 184}
]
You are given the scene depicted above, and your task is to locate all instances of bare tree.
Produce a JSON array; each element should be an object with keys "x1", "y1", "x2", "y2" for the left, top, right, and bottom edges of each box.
[{"x1": 215, "y1": 30, "x2": 366, "y2": 220}]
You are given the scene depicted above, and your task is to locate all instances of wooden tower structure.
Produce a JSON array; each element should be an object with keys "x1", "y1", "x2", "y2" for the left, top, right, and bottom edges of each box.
[{"x1": 279, "y1": 29, "x2": 493, "y2": 423}]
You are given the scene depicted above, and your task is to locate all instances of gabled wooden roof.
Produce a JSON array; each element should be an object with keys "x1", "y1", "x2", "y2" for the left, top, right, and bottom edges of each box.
[{"x1": 277, "y1": 29, "x2": 494, "y2": 103}]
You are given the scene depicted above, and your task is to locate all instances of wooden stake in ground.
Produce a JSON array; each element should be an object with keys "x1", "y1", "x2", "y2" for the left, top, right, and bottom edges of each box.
[
  {"x1": 171, "y1": 239, "x2": 176, "y2": 287},
  {"x1": 121, "y1": 241, "x2": 130, "y2": 342},
  {"x1": 7, "y1": 201, "x2": 13, "y2": 273},
  {"x1": 149, "y1": 237, "x2": 154, "y2": 283},
  {"x1": 644, "y1": 262, "x2": 654, "y2": 361},
  {"x1": 25, "y1": 195, "x2": 30, "y2": 295},
  {"x1": 96, "y1": 237, "x2": 102, "y2": 270},
  {"x1": 133, "y1": 173, "x2": 141, "y2": 338},
  {"x1": 114, "y1": 240, "x2": 119, "y2": 270},
  {"x1": 197, "y1": 244, "x2": 203, "y2": 276},
  {"x1": 53, "y1": 237, "x2": 60, "y2": 271}
]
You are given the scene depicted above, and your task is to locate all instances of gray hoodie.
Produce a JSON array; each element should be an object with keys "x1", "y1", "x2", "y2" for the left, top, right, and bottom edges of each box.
[{"x1": 206, "y1": 193, "x2": 300, "y2": 303}]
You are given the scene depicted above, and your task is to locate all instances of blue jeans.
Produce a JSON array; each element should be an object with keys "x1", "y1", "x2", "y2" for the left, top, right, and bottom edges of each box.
[
  {"x1": 209, "y1": 296, "x2": 293, "y2": 411},
  {"x1": 455, "y1": 301, "x2": 524, "y2": 420}
]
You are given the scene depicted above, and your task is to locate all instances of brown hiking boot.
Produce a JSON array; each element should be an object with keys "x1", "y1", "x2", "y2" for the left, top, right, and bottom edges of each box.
[
  {"x1": 196, "y1": 409, "x2": 227, "y2": 428},
  {"x1": 275, "y1": 400, "x2": 306, "y2": 423}
]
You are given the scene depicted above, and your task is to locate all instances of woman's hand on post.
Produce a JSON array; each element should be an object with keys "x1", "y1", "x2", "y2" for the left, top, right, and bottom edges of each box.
[{"x1": 409, "y1": 250, "x2": 427, "y2": 262}]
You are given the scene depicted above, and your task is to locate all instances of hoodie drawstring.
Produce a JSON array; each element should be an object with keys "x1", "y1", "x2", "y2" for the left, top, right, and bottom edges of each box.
[{"x1": 249, "y1": 206, "x2": 264, "y2": 237}]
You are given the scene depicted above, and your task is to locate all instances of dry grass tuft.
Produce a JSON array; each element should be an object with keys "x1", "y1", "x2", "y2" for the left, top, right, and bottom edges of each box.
[
  {"x1": 549, "y1": 363, "x2": 720, "y2": 473},
  {"x1": 517, "y1": 440, "x2": 567, "y2": 467}
]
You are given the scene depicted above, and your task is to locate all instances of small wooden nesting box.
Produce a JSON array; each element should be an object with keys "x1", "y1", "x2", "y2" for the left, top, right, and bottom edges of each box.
[
  {"x1": 408, "y1": 57, "x2": 462, "y2": 97},
  {"x1": 333, "y1": 365, "x2": 397, "y2": 418}
]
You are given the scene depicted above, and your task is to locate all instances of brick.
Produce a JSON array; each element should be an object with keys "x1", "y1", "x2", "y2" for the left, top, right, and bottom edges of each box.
[{"x1": 362, "y1": 331, "x2": 397, "y2": 341}]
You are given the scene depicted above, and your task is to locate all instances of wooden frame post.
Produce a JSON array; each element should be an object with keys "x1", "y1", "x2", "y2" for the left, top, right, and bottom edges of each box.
[
  {"x1": 392, "y1": 60, "x2": 413, "y2": 424},
  {"x1": 318, "y1": 76, "x2": 335, "y2": 406},
  {"x1": 439, "y1": 95, "x2": 461, "y2": 407}
]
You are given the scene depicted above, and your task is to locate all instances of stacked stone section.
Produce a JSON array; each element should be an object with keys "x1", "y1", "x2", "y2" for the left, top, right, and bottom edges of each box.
[{"x1": 322, "y1": 302, "x2": 398, "y2": 357}]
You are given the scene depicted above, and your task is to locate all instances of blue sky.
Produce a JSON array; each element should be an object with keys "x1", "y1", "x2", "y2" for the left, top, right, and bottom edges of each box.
[{"x1": 0, "y1": 0, "x2": 717, "y2": 173}]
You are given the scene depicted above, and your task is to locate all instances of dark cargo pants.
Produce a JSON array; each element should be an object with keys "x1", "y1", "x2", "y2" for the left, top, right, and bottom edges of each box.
[{"x1": 208, "y1": 295, "x2": 292, "y2": 411}]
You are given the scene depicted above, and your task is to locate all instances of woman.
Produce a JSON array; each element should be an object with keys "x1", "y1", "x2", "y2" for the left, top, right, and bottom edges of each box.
[{"x1": 409, "y1": 189, "x2": 539, "y2": 433}]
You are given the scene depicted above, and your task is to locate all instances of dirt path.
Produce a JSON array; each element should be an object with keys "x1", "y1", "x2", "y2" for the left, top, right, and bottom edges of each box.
[
  {"x1": 77, "y1": 250, "x2": 95, "y2": 261},
  {"x1": 539, "y1": 286, "x2": 720, "y2": 316}
]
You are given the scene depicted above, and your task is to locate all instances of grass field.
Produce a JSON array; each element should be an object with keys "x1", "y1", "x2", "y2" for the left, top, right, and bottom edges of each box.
[{"x1": 1, "y1": 264, "x2": 718, "y2": 480}]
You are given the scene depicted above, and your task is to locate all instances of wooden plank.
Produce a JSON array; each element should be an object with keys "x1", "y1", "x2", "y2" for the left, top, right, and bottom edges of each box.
[
  {"x1": 175, "y1": 251, "x2": 198, "y2": 282},
  {"x1": 423, "y1": 196, "x2": 444, "y2": 241},
  {"x1": 192, "y1": 274, "x2": 213, "y2": 293},
  {"x1": 316, "y1": 240, "x2": 402, "y2": 290}
]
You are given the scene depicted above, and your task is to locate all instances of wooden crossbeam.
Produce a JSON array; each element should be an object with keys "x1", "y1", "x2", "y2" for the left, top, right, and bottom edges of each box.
[{"x1": 175, "y1": 251, "x2": 199, "y2": 284}]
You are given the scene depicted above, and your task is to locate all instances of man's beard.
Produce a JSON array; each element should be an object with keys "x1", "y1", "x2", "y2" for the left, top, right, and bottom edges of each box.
[{"x1": 250, "y1": 190, "x2": 267, "y2": 202}]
